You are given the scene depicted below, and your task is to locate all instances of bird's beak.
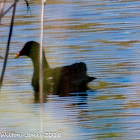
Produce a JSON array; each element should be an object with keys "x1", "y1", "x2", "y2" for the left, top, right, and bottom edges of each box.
[{"x1": 14, "y1": 53, "x2": 20, "y2": 58}]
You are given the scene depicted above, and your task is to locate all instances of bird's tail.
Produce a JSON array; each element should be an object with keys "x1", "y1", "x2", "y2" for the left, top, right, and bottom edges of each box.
[{"x1": 88, "y1": 76, "x2": 96, "y2": 82}]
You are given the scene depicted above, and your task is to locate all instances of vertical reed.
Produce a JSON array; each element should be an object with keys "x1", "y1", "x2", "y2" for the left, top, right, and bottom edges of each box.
[
  {"x1": 0, "y1": 0, "x2": 30, "y2": 88},
  {"x1": 0, "y1": 0, "x2": 18, "y2": 87},
  {"x1": 0, "y1": 0, "x2": 6, "y2": 22},
  {"x1": 39, "y1": 0, "x2": 45, "y2": 103},
  {"x1": 40, "y1": 0, "x2": 46, "y2": 139}
]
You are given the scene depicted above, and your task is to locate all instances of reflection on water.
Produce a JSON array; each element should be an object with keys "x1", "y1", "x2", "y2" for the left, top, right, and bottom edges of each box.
[{"x1": 1, "y1": 0, "x2": 140, "y2": 139}]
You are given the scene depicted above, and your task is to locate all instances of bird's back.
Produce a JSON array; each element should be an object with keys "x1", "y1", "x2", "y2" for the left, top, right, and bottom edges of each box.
[{"x1": 52, "y1": 62, "x2": 94, "y2": 96}]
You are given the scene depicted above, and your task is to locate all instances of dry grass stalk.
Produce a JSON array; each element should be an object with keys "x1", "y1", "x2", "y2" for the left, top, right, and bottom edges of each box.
[{"x1": 0, "y1": 0, "x2": 17, "y2": 87}]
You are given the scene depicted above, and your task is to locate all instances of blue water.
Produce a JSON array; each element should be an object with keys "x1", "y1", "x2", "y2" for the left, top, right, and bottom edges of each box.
[{"x1": 0, "y1": 0, "x2": 140, "y2": 139}]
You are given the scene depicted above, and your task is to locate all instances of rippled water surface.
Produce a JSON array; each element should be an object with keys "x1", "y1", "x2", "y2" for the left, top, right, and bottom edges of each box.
[{"x1": 0, "y1": 0, "x2": 140, "y2": 139}]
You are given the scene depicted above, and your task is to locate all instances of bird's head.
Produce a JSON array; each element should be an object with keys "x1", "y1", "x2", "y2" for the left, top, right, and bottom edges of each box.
[{"x1": 15, "y1": 41, "x2": 39, "y2": 58}]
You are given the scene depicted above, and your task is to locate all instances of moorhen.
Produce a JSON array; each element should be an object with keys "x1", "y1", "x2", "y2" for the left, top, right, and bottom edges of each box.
[{"x1": 15, "y1": 41, "x2": 96, "y2": 96}]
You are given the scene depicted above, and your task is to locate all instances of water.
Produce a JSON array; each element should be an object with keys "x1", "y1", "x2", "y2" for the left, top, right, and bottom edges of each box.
[{"x1": 0, "y1": 0, "x2": 140, "y2": 139}]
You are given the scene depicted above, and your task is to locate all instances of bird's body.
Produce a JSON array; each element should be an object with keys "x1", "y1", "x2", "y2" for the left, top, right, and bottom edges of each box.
[{"x1": 15, "y1": 41, "x2": 96, "y2": 96}]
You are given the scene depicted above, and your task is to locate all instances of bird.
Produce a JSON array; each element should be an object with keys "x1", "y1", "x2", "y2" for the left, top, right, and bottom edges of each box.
[{"x1": 15, "y1": 41, "x2": 96, "y2": 96}]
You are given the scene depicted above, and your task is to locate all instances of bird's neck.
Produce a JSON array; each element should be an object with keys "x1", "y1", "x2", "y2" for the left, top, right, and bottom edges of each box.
[{"x1": 30, "y1": 51, "x2": 50, "y2": 76}]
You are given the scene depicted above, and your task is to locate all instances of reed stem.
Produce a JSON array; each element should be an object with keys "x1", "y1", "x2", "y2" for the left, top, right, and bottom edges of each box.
[
  {"x1": 40, "y1": 0, "x2": 46, "y2": 139},
  {"x1": 0, "y1": 0, "x2": 6, "y2": 22},
  {"x1": 0, "y1": 0, "x2": 17, "y2": 88}
]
